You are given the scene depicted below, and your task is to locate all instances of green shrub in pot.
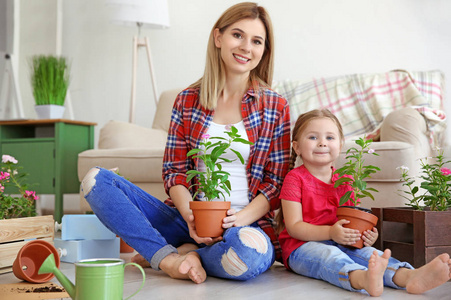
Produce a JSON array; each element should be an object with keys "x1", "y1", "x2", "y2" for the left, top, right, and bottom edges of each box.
[{"x1": 30, "y1": 55, "x2": 70, "y2": 106}]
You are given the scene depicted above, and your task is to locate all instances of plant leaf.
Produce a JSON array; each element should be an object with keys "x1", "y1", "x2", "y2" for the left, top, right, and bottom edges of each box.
[{"x1": 230, "y1": 149, "x2": 245, "y2": 164}]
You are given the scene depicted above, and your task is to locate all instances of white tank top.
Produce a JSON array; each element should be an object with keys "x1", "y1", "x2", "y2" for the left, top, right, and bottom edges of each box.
[{"x1": 197, "y1": 121, "x2": 250, "y2": 211}]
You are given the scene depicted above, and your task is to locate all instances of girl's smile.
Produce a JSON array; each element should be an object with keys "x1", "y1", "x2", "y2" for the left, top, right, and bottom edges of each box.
[{"x1": 292, "y1": 117, "x2": 342, "y2": 169}]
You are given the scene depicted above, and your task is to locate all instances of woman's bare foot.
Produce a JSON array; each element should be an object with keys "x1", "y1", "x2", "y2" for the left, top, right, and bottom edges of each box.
[
  {"x1": 177, "y1": 243, "x2": 199, "y2": 255},
  {"x1": 403, "y1": 253, "x2": 451, "y2": 294},
  {"x1": 131, "y1": 253, "x2": 150, "y2": 268},
  {"x1": 159, "y1": 252, "x2": 206, "y2": 284},
  {"x1": 350, "y1": 249, "x2": 390, "y2": 296},
  {"x1": 130, "y1": 244, "x2": 198, "y2": 268}
]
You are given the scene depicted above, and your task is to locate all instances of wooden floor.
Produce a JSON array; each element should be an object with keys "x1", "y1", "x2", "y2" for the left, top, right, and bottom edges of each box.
[{"x1": 1, "y1": 251, "x2": 450, "y2": 300}]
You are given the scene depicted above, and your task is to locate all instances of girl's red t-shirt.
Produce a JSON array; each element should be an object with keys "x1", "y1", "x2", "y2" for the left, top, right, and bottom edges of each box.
[{"x1": 278, "y1": 165, "x2": 355, "y2": 268}]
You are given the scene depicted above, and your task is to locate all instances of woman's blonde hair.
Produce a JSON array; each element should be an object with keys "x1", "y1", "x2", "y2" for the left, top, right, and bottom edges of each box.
[
  {"x1": 276, "y1": 109, "x2": 344, "y2": 234},
  {"x1": 190, "y1": 2, "x2": 275, "y2": 110}
]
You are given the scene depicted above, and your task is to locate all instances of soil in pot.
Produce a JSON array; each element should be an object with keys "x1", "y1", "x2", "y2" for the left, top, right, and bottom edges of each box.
[
  {"x1": 12, "y1": 240, "x2": 60, "y2": 283},
  {"x1": 336, "y1": 206, "x2": 379, "y2": 249},
  {"x1": 190, "y1": 201, "x2": 231, "y2": 237}
]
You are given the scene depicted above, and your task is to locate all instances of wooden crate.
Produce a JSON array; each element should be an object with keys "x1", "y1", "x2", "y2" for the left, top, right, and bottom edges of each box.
[
  {"x1": 0, "y1": 215, "x2": 55, "y2": 274},
  {"x1": 373, "y1": 207, "x2": 451, "y2": 268}
]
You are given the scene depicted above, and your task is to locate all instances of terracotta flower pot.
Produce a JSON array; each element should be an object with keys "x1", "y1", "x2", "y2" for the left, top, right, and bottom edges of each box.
[
  {"x1": 336, "y1": 206, "x2": 379, "y2": 249},
  {"x1": 13, "y1": 240, "x2": 60, "y2": 283},
  {"x1": 190, "y1": 201, "x2": 231, "y2": 237},
  {"x1": 118, "y1": 236, "x2": 135, "y2": 253}
]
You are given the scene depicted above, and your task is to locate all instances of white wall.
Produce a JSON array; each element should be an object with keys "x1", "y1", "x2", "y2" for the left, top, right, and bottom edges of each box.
[{"x1": 15, "y1": 0, "x2": 451, "y2": 147}]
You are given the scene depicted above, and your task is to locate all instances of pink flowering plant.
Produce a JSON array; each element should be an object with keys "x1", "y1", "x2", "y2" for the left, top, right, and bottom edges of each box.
[
  {"x1": 398, "y1": 147, "x2": 451, "y2": 211},
  {"x1": 334, "y1": 137, "x2": 380, "y2": 206},
  {"x1": 186, "y1": 125, "x2": 253, "y2": 201},
  {"x1": 1, "y1": 154, "x2": 39, "y2": 219}
]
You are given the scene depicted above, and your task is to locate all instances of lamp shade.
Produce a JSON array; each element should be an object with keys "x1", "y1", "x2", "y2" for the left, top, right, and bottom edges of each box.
[{"x1": 106, "y1": 0, "x2": 170, "y2": 29}]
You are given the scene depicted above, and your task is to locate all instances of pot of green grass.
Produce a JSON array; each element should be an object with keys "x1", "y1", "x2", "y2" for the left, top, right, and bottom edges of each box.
[{"x1": 30, "y1": 55, "x2": 70, "y2": 119}]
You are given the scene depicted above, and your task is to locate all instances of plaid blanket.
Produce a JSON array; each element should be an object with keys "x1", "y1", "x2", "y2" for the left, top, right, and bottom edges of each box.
[{"x1": 273, "y1": 70, "x2": 446, "y2": 147}]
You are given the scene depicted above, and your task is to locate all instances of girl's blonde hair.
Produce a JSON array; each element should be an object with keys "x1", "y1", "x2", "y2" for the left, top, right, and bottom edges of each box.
[
  {"x1": 276, "y1": 109, "x2": 344, "y2": 234},
  {"x1": 288, "y1": 109, "x2": 345, "y2": 170},
  {"x1": 190, "y1": 2, "x2": 275, "y2": 110}
]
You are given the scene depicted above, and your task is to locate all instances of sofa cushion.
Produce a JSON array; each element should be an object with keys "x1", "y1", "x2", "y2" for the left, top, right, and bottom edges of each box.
[
  {"x1": 99, "y1": 120, "x2": 167, "y2": 149},
  {"x1": 78, "y1": 148, "x2": 164, "y2": 183},
  {"x1": 336, "y1": 140, "x2": 417, "y2": 182},
  {"x1": 295, "y1": 140, "x2": 416, "y2": 182},
  {"x1": 152, "y1": 89, "x2": 182, "y2": 132},
  {"x1": 380, "y1": 107, "x2": 430, "y2": 158}
]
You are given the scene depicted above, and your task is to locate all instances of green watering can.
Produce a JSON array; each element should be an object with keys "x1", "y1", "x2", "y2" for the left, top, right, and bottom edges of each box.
[{"x1": 38, "y1": 253, "x2": 145, "y2": 300}]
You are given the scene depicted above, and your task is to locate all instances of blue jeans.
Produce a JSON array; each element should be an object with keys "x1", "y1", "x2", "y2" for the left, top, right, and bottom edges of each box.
[
  {"x1": 288, "y1": 240, "x2": 413, "y2": 294},
  {"x1": 82, "y1": 167, "x2": 274, "y2": 280}
]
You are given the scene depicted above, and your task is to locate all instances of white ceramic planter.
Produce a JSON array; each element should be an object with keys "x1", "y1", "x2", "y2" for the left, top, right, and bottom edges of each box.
[{"x1": 34, "y1": 104, "x2": 65, "y2": 119}]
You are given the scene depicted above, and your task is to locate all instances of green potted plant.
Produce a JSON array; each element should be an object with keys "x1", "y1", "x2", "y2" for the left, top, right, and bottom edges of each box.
[
  {"x1": 186, "y1": 125, "x2": 253, "y2": 237},
  {"x1": 333, "y1": 137, "x2": 380, "y2": 248},
  {"x1": 372, "y1": 147, "x2": 451, "y2": 267},
  {"x1": 30, "y1": 55, "x2": 70, "y2": 119},
  {"x1": 398, "y1": 147, "x2": 451, "y2": 211}
]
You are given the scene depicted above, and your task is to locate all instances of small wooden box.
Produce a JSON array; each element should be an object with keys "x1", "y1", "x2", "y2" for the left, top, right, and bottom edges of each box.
[
  {"x1": 0, "y1": 215, "x2": 55, "y2": 274},
  {"x1": 373, "y1": 207, "x2": 451, "y2": 268},
  {"x1": 54, "y1": 237, "x2": 120, "y2": 263},
  {"x1": 59, "y1": 214, "x2": 116, "y2": 240}
]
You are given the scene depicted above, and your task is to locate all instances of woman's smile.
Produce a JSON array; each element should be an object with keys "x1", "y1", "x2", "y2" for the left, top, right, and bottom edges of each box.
[{"x1": 233, "y1": 54, "x2": 250, "y2": 64}]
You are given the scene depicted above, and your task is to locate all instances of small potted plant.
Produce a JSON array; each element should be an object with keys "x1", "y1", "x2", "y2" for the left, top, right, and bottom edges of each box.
[
  {"x1": 333, "y1": 137, "x2": 380, "y2": 248},
  {"x1": 398, "y1": 147, "x2": 451, "y2": 211},
  {"x1": 30, "y1": 55, "x2": 70, "y2": 119},
  {"x1": 371, "y1": 147, "x2": 451, "y2": 267},
  {"x1": 186, "y1": 125, "x2": 253, "y2": 237}
]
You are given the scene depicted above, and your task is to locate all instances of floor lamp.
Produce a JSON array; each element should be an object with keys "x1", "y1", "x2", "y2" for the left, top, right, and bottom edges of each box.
[
  {"x1": 131, "y1": 29, "x2": 158, "y2": 124},
  {"x1": 107, "y1": 0, "x2": 170, "y2": 123},
  {"x1": 0, "y1": 53, "x2": 24, "y2": 119}
]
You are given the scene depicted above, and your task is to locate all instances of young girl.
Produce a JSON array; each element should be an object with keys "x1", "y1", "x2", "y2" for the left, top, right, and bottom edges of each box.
[
  {"x1": 278, "y1": 109, "x2": 451, "y2": 296},
  {"x1": 81, "y1": 2, "x2": 290, "y2": 284}
]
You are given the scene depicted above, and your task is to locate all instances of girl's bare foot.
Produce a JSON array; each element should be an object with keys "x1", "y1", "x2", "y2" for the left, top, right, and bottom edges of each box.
[
  {"x1": 364, "y1": 249, "x2": 391, "y2": 297},
  {"x1": 404, "y1": 253, "x2": 451, "y2": 294},
  {"x1": 351, "y1": 249, "x2": 390, "y2": 296},
  {"x1": 131, "y1": 253, "x2": 150, "y2": 268},
  {"x1": 159, "y1": 252, "x2": 206, "y2": 284}
]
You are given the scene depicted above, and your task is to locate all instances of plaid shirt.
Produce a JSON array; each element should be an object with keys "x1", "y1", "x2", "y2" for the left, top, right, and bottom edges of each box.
[{"x1": 162, "y1": 84, "x2": 291, "y2": 262}]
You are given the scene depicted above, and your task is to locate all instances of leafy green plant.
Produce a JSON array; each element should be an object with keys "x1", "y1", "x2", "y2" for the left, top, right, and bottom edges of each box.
[
  {"x1": 0, "y1": 155, "x2": 39, "y2": 219},
  {"x1": 398, "y1": 148, "x2": 451, "y2": 211},
  {"x1": 30, "y1": 55, "x2": 70, "y2": 106},
  {"x1": 334, "y1": 137, "x2": 380, "y2": 205},
  {"x1": 186, "y1": 125, "x2": 253, "y2": 201}
]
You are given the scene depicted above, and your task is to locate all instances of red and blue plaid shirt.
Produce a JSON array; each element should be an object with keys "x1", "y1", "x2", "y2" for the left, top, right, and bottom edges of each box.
[{"x1": 162, "y1": 84, "x2": 291, "y2": 262}]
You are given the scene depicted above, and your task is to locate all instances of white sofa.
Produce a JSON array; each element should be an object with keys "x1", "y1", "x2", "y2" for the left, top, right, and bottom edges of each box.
[{"x1": 78, "y1": 70, "x2": 446, "y2": 211}]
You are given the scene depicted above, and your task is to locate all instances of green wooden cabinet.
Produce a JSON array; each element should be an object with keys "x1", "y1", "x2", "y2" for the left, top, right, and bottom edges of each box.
[{"x1": 0, "y1": 119, "x2": 96, "y2": 222}]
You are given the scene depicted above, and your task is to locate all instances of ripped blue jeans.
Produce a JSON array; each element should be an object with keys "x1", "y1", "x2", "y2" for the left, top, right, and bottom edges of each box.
[
  {"x1": 81, "y1": 167, "x2": 274, "y2": 280},
  {"x1": 288, "y1": 240, "x2": 413, "y2": 294}
]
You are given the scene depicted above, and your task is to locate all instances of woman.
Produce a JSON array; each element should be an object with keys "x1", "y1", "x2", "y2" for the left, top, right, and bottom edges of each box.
[{"x1": 81, "y1": 2, "x2": 290, "y2": 284}]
